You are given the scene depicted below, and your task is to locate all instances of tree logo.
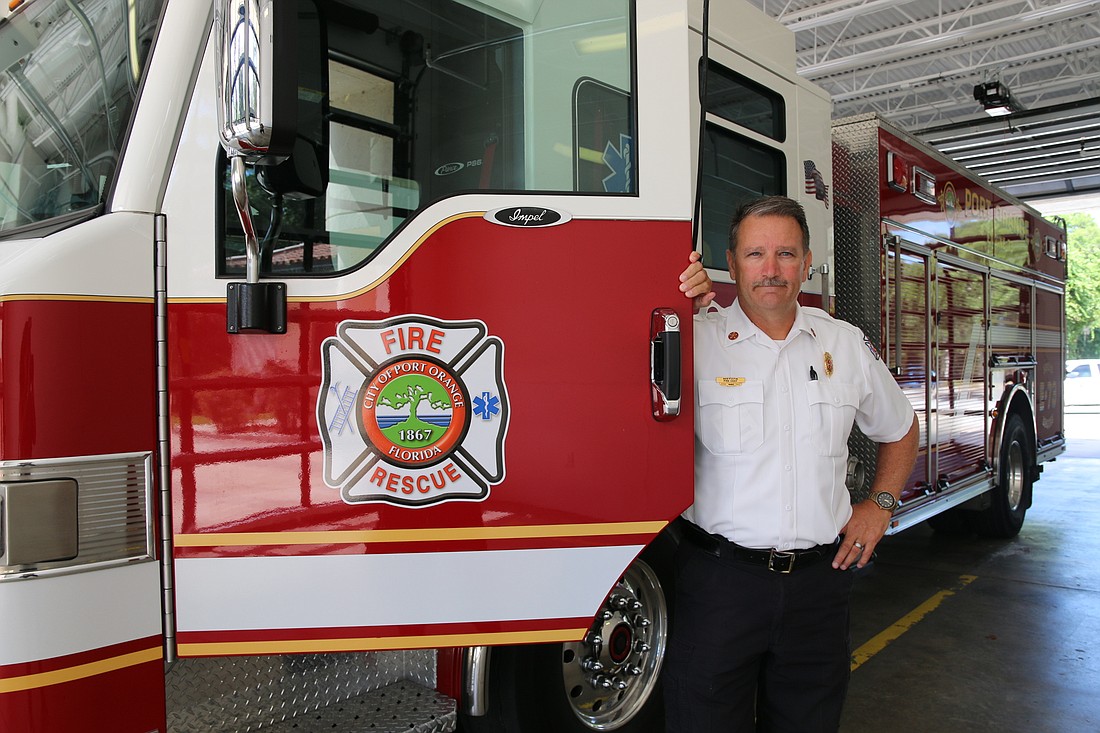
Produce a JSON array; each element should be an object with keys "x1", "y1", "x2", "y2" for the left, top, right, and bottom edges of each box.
[
  {"x1": 318, "y1": 316, "x2": 508, "y2": 507},
  {"x1": 361, "y1": 358, "x2": 468, "y2": 468}
]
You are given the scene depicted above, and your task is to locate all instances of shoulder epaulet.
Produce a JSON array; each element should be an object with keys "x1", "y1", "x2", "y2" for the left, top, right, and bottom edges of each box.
[{"x1": 695, "y1": 303, "x2": 725, "y2": 322}]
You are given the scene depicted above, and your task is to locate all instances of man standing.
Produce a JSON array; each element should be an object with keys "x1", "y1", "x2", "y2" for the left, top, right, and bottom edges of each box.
[{"x1": 665, "y1": 195, "x2": 919, "y2": 732}]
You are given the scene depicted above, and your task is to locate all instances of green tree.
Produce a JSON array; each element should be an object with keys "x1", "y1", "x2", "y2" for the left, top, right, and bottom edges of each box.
[{"x1": 1064, "y1": 212, "x2": 1100, "y2": 359}]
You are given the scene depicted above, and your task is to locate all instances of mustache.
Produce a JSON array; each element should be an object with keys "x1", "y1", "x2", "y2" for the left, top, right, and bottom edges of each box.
[{"x1": 752, "y1": 277, "x2": 789, "y2": 288}]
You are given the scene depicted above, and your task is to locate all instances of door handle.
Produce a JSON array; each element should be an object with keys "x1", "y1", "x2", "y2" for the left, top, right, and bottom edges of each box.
[{"x1": 651, "y1": 308, "x2": 681, "y2": 420}]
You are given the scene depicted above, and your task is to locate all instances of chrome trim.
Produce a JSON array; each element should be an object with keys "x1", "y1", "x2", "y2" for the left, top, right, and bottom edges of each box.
[
  {"x1": 992, "y1": 384, "x2": 1035, "y2": 479},
  {"x1": 0, "y1": 452, "x2": 155, "y2": 580},
  {"x1": 155, "y1": 213, "x2": 178, "y2": 664},
  {"x1": 882, "y1": 218, "x2": 1061, "y2": 288},
  {"x1": 1037, "y1": 441, "x2": 1066, "y2": 465},
  {"x1": 462, "y1": 646, "x2": 491, "y2": 717},
  {"x1": 888, "y1": 474, "x2": 994, "y2": 535}
]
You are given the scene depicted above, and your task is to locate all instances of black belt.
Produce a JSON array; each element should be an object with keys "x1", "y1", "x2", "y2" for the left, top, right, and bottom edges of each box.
[{"x1": 677, "y1": 518, "x2": 836, "y2": 574}]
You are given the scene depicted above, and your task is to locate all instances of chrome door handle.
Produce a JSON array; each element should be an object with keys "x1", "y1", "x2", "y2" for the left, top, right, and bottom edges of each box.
[{"x1": 651, "y1": 308, "x2": 681, "y2": 420}]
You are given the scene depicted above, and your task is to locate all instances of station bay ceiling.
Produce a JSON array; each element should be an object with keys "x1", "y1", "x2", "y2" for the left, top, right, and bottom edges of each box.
[{"x1": 745, "y1": 0, "x2": 1100, "y2": 202}]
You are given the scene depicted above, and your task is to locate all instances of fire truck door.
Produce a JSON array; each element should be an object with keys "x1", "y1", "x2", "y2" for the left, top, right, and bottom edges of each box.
[{"x1": 163, "y1": 0, "x2": 695, "y2": 657}]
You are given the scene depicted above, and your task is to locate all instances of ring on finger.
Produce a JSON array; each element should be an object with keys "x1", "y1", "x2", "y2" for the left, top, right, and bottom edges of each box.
[{"x1": 853, "y1": 541, "x2": 864, "y2": 550}]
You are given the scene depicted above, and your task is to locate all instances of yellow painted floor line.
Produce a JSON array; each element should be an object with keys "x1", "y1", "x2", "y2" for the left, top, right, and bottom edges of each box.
[{"x1": 851, "y1": 574, "x2": 978, "y2": 672}]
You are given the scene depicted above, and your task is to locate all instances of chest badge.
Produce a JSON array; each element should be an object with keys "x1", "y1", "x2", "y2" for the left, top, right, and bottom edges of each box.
[{"x1": 823, "y1": 352, "x2": 835, "y2": 378}]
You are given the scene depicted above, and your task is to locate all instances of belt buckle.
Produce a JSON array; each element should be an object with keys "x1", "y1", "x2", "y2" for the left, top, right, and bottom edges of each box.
[{"x1": 767, "y1": 549, "x2": 796, "y2": 574}]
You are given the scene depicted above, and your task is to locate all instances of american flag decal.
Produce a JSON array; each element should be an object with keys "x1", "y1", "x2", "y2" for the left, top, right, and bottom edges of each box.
[{"x1": 803, "y1": 160, "x2": 829, "y2": 208}]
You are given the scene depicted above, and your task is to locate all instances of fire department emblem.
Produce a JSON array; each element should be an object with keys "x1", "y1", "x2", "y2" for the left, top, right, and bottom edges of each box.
[{"x1": 317, "y1": 315, "x2": 509, "y2": 507}]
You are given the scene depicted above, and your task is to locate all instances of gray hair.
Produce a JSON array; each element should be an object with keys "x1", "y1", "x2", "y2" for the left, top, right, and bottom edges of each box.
[{"x1": 728, "y1": 195, "x2": 811, "y2": 254}]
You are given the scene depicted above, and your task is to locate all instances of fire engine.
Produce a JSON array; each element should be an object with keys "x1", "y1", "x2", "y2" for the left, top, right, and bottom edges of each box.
[
  {"x1": 828, "y1": 114, "x2": 1066, "y2": 538},
  {"x1": 0, "y1": 0, "x2": 1065, "y2": 731}
]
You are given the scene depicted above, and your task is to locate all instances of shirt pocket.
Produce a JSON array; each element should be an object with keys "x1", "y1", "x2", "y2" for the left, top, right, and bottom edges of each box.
[
  {"x1": 697, "y1": 380, "x2": 765, "y2": 455},
  {"x1": 807, "y1": 381, "x2": 860, "y2": 456}
]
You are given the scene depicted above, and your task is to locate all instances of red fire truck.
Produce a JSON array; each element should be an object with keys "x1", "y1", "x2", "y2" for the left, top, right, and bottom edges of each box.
[
  {"x1": 0, "y1": 0, "x2": 1065, "y2": 731},
  {"x1": 828, "y1": 114, "x2": 1067, "y2": 538}
]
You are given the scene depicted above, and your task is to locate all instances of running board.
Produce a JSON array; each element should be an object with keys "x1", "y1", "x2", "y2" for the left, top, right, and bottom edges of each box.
[{"x1": 886, "y1": 477, "x2": 994, "y2": 535}]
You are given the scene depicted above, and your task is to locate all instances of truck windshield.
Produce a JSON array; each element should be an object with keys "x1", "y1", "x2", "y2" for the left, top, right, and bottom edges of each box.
[
  {"x1": 220, "y1": 0, "x2": 635, "y2": 277},
  {"x1": 0, "y1": 0, "x2": 162, "y2": 235}
]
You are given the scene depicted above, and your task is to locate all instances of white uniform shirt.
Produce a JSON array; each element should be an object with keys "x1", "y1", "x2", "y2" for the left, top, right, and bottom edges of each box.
[{"x1": 687, "y1": 299, "x2": 915, "y2": 550}]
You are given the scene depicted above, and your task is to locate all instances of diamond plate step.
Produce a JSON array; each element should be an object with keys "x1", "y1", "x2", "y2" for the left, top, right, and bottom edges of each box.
[
  {"x1": 260, "y1": 680, "x2": 456, "y2": 733},
  {"x1": 166, "y1": 651, "x2": 450, "y2": 732}
]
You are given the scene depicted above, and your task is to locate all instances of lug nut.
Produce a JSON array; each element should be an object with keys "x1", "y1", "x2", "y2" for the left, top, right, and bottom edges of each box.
[{"x1": 582, "y1": 658, "x2": 605, "y2": 672}]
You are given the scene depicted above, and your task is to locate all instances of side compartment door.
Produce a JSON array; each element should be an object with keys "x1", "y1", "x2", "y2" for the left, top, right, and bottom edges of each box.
[
  {"x1": 934, "y1": 255, "x2": 990, "y2": 486},
  {"x1": 883, "y1": 234, "x2": 933, "y2": 502}
]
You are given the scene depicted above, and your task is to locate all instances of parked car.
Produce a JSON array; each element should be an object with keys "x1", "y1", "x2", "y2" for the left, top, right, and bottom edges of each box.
[{"x1": 1065, "y1": 359, "x2": 1100, "y2": 406}]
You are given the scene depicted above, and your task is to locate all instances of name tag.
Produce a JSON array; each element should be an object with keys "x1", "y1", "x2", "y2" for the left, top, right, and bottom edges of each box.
[{"x1": 715, "y1": 377, "x2": 746, "y2": 387}]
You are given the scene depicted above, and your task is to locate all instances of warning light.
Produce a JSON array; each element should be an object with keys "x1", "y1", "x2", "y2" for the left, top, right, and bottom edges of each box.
[{"x1": 887, "y1": 151, "x2": 909, "y2": 192}]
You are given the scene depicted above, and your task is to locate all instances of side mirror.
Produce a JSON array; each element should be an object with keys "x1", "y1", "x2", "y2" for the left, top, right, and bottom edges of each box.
[
  {"x1": 216, "y1": 0, "x2": 300, "y2": 333},
  {"x1": 215, "y1": 0, "x2": 298, "y2": 163}
]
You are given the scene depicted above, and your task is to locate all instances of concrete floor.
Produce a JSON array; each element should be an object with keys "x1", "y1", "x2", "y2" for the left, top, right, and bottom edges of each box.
[{"x1": 842, "y1": 409, "x2": 1100, "y2": 732}]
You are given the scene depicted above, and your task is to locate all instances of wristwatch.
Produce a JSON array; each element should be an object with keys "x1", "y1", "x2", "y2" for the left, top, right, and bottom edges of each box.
[{"x1": 869, "y1": 491, "x2": 898, "y2": 512}]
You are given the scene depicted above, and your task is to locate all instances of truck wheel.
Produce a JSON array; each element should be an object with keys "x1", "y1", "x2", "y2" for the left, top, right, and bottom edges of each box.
[
  {"x1": 459, "y1": 555, "x2": 671, "y2": 733},
  {"x1": 971, "y1": 413, "x2": 1033, "y2": 538}
]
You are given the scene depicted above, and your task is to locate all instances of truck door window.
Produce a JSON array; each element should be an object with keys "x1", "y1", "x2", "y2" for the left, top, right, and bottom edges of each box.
[
  {"x1": 698, "y1": 127, "x2": 785, "y2": 268},
  {"x1": 219, "y1": 0, "x2": 636, "y2": 277},
  {"x1": 697, "y1": 61, "x2": 787, "y2": 268},
  {"x1": 0, "y1": 0, "x2": 163, "y2": 236},
  {"x1": 703, "y1": 62, "x2": 785, "y2": 142}
]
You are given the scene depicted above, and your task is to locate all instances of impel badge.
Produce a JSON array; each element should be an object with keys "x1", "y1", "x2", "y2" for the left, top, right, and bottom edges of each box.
[{"x1": 318, "y1": 315, "x2": 509, "y2": 507}]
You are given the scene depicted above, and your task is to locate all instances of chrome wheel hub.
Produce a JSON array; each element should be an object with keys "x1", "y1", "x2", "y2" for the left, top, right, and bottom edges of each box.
[
  {"x1": 1006, "y1": 440, "x2": 1025, "y2": 510},
  {"x1": 561, "y1": 559, "x2": 667, "y2": 730}
]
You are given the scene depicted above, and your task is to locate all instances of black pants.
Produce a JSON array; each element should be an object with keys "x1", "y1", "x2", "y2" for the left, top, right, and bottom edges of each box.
[{"x1": 663, "y1": 539, "x2": 855, "y2": 733}]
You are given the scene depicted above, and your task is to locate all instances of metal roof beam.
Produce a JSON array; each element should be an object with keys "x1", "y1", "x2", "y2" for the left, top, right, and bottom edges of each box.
[
  {"x1": 966, "y1": 151, "x2": 1100, "y2": 179},
  {"x1": 987, "y1": 164, "x2": 1100, "y2": 186},
  {"x1": 792, "y1": 0, "x2": 1028, "y2": 53},
  {"x1": 950, "y1": 137, "x2": 1100, "y2": 168},
  {"x1": 797, "y1": 0, "x2": 1100, "y2": 76},
  {"x1": 783, "y1": 0, "x2": 931, "y2": 32},
  {"x1": 917, "y1": 98, "x2": 1100, "y2": 145},
  {"x1": 827, "y1": 42, "x2": 1100, "y2": 104}
]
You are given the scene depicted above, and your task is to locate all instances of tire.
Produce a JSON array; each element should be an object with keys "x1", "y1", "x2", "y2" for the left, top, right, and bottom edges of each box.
[
  {"x1": 459, "y1": 551, "x2": 672, "y2": 733},
  {"x1": 971, "y1": 413, "x2": 1033, "y2": 538}
]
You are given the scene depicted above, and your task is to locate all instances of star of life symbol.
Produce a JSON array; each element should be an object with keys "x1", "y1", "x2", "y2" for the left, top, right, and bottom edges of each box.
[
  {"x1": 473, "y1": 391, "x2": 500, "y2": 420},
  {"x1": 603, "y1": 133, "x2": 633, "y2": 193},
  {"x1": 317, "y1": 315, "x2": 509, "y2": 507}
]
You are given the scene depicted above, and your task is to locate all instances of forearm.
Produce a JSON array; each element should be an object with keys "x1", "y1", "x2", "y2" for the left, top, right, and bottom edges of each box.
[
  {"x1": 834, "y1": 416, "x2": 919, "y2": 569},
  {"x1": 869, "y1": 415, "x2": 919, "y2": 501}
]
